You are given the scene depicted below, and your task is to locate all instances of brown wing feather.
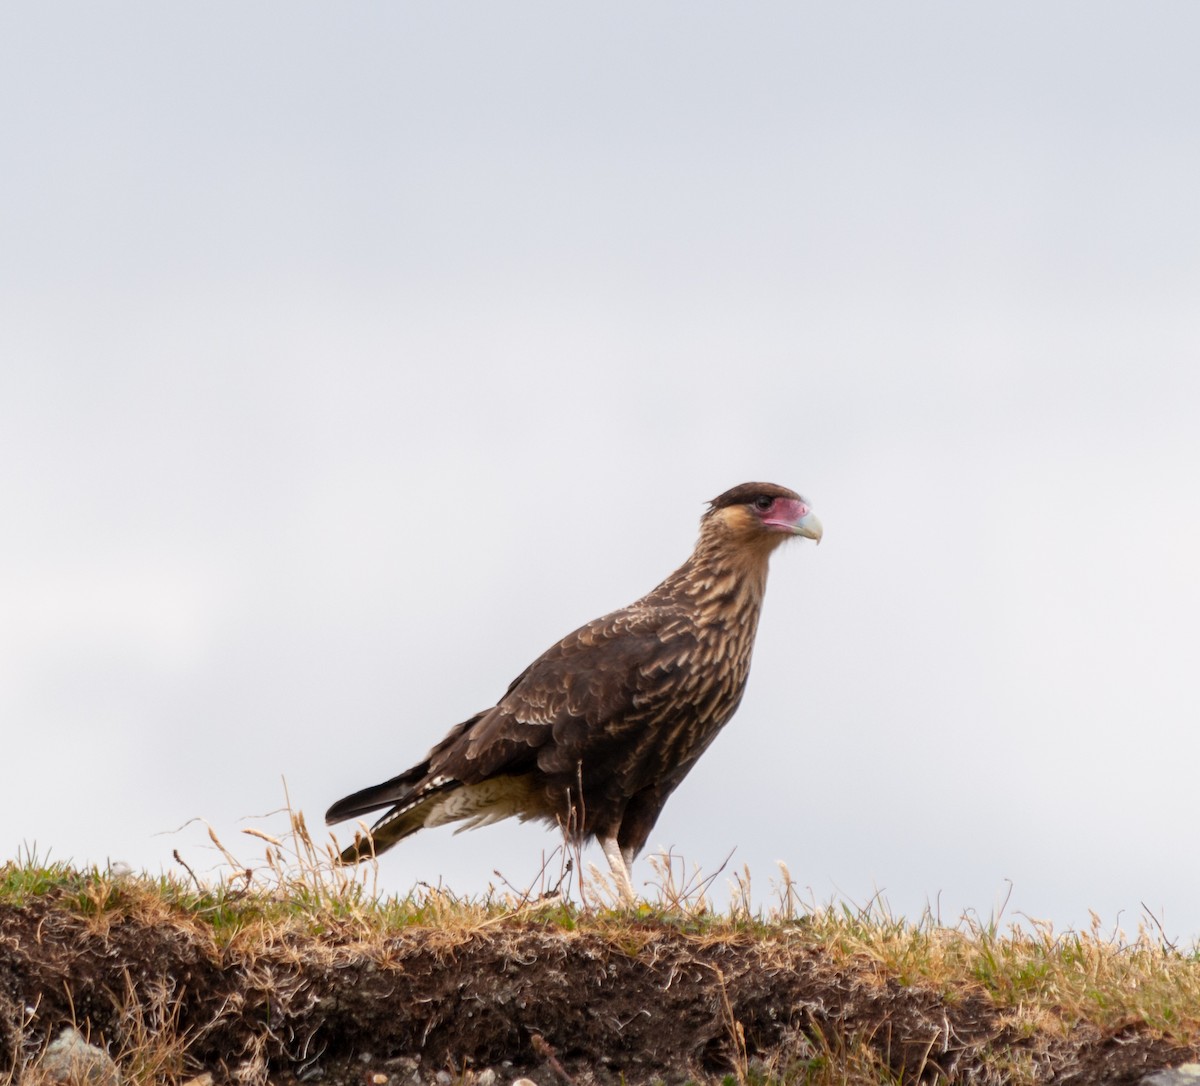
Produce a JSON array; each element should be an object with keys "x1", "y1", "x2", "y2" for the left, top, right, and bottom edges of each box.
[{"x1": 430, "y1": 601, "x2": 690, "y2": 785}]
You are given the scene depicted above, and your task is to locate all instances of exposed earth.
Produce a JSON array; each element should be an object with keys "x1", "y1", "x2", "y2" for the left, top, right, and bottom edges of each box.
[{"x1": 0, "y1": 892, "x2": 1194, "y2": 1086}]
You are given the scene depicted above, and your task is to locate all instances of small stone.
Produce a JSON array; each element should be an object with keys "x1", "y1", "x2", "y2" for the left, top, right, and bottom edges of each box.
[
  {"x1": 511, "y1": 1080, "x2": 539, "y2": 1086},
  {"x1": 1143, "y1": 1065, "x2": 1200, "y2": 1086},
  {"x1": 475, "y1": 1071, "x2": 497, "y2": 1086},
  {"x1": 382, "y1": 1056, "x2": 420, "y2": 1086},
  {"x1": 372, "y1": 1076, "x2": 389, "y2": 1085},
  {"x1": 39, "y1": 1028, "x2": 122, "y2": 1086},
  {"x1": 435, "y1": 1073, "x2": 453, "y2": 1086}
]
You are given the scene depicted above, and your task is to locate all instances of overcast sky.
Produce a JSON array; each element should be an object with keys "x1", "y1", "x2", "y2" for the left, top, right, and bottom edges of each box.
[{"x1": 2, "y1": 3, "x2": 1198, "y2": 942}]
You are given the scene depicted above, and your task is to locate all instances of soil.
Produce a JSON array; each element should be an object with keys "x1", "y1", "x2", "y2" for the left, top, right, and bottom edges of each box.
[{"x1": 0, "y1": 894, "x2": 1193, "y2": 1086}]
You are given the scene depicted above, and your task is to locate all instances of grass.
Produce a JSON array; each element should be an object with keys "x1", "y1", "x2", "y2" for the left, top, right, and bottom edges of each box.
[{"x1": 2, "y1": 815, "x2": 1198, "y2": 1086}]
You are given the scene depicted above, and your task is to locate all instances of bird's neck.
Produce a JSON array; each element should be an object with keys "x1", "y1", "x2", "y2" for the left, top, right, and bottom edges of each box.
[{"x1": 660, "y1": 529, "x2": 776, "y2": 622}]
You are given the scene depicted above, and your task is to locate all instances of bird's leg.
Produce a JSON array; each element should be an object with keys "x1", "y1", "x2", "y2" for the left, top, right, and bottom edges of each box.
[{"x1": 599, "y1": 834, "x2": 636, "y2": 905}]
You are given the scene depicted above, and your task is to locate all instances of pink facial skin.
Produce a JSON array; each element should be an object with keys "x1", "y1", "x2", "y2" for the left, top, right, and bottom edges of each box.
[
  {"x1": 758, "y1": 496, "x2": 822, "y2": 542},
  {"x1": 760, "y1": 497, "x2": 811, "y2": 531}
]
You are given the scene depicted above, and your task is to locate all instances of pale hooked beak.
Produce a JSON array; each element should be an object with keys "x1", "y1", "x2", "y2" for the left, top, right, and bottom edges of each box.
[{"x1": 792, "y1": 509, "x2": 823, "y2": 544}]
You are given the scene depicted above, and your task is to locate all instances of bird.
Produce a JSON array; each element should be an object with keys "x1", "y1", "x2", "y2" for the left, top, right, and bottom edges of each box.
[{"x1": 325, "y1": 481, "x2": 822, "y2": 902}]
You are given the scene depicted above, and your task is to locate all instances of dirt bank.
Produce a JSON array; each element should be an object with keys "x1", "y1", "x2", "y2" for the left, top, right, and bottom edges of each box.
[{"x1": 0, "y1": 893, "x2": 1193, "y2": 1085}]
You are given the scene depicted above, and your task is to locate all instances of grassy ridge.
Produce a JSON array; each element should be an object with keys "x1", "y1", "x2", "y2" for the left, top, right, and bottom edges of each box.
[{"x1": 1, "y1": 815, "x2": 1198, "y2": 1085}]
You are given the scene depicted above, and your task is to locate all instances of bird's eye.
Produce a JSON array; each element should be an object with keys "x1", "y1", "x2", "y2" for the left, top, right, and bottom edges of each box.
[{"x1": 753, "y1": 495, "x2": 774, "y2": 511}]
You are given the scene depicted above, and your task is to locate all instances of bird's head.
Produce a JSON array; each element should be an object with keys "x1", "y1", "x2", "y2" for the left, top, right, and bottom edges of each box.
[{"x1": 702, "y1": 482, "x2": 823, "y2": 552}]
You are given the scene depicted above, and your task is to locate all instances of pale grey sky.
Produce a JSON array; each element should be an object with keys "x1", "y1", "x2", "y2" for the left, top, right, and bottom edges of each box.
[{"x1": 2, "y1": 3, "x2": 1198, "y2": 940}]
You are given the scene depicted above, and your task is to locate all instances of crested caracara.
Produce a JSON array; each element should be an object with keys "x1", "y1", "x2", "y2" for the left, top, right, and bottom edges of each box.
[{"x1": 325, "y1": 481, "x2": 822, "y2": 901}]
